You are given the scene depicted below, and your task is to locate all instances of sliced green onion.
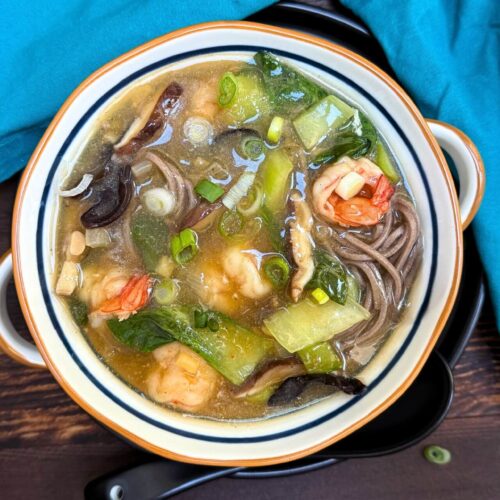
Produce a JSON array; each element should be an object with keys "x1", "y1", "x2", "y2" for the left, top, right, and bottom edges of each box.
[
  {"x1": 241, "y1": 137, "x2": 265, "y2": 160},
  {"x1": 143, "y1": 187, "x2": 176, "y2": 217},
  {"x1": 195, "y1": 179, "x2": 225, "y2": 203},
  {"x1": 423, "y1": 445, "x2": 451, "y2": 465},
  {"x1": 207, "y1": 317, "x2": 219, "y2": 332},
  {"x1": 183, "y1": 117, "x2": 214, "y2": 146},
  {"x1": 263, "y1": 255, "x2": 290, "y2": 289},
  {"x1": 153, "y1": 279, "x2": 179, "y2": 305},
  {"x1": 237, "y1": 181, "x2": 264, "y2": 217},
  {"x1": 170, "y1": 228, "x2": 199, "y2": 264},
  {"x1": 222, "y1": 172, "x2": 256, "y2": 210},
  {"x1": 311, "y1": 287, "x2": 330, "y2": 305},
  {"x1": 218, "y1": 209, "x2": 244, "y2": 237},
  {"x1": 194, "y1": 309, "x2": 208, "y2": 328},
  {"x1": 218, "y1": 72, "x2": 237, "y2": 107},
  {"x1": 267, "y1": 116, "x2": 285, "y2": 143}
]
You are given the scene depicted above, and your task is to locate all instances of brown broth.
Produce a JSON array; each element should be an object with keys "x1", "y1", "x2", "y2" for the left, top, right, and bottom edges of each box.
[{"x1": 55, "y1": 57, "x2": 418, "y2": 420}]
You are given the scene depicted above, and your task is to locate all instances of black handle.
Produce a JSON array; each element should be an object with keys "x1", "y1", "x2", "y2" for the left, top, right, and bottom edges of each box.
[{"x1": 84, "y1": 461, "x2": 243, "y2": 500}]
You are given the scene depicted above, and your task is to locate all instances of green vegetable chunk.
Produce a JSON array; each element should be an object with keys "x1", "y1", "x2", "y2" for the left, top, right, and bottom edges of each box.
[
  {"x1": 108, "y1": 306, "x2": 275, "y2": 385},
  {"x1": 218, "y1": 70, "x2": 269, "y2": 124},
  {"x1": 170, "y1": 228, "x2": 199, "y2": 264},
  {"x1": 218, "y1": 209, "x2": 244, "y2": 237},
  {"x1": 259, "y1": 205, "x2": 285, "y2": 253},
  {"x1": 254, "y1": 51, "x2": 327, "y2": 114},
  {"x1": 263, "y1": 297, "x2": 370, "y2": 353},
  {"x1": 306, "y1": 250, "x2": 348, "y2": 305},
  {"x1": 195, "y1": 179, "x2": 224, "y2": 203},
  {"x1": 298, "y1": 342, "x2": 342, "y2": 374},
  {"x1": 260, "y1": 149, "x2": 293, "y2": 213},
  {"x1": 293, "y1": 95, "x2": 355, "y2": 150},
  {"x1": 153, "y1": 279, "x2": 178, "y2": 305},
  {"x1": 375, "y1": 142, "x2": 400, "y2": 183},
  {"x1": 131, "y1": 209, "x2": 169, "y2": 271},
  {"x1": 68, "y1": 298, "x2": 88, "y2": 327}
]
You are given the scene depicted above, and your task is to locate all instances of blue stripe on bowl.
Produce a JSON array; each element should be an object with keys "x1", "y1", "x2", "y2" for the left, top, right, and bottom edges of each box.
[{"x1": 36, "y1": 45, "x2": 437, "y2": 443}]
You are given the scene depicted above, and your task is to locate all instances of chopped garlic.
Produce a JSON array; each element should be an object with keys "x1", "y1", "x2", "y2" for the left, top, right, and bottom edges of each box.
[
  {"x1": 67, "y1": 231, "x2": 86, "y2": 258},
  {"x1": 56, "y1": 261, "x2": 79, "y2": 296}
]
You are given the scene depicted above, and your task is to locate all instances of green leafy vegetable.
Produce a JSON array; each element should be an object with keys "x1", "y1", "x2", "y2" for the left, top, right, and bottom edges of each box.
[
  {"x1": 260, "y1": 149, "x2": 293, "y2": 213},
  {"x1": 306, "y1": 250, "x2": 348, "y2": 305},
  {"x1": 298, "y1": 342, "x2": 342, "y2": 373},
  {"x1": 131, "y1": 209, "x2": 169, "y2": 271},
  {"x1": 264, "y1": 255, "x2": 290, "y2": 289},
  {"x1": 263, "y1": 297, "x2": 370, "y2": 353},
  {"x1": 254, "y1": 51, "x2": 327, "y2": 115},
  {"x1": 293, "y1": 95, "x2": 355, "y2": 150},
  {"x1": 108, "y1": 306, "x2": 275, "y2": 384},
  {"x1": 375, "y1": 141, "x2": 400, "y2": 183},
  {"x1": 313, "y1": 134, "x2": 371, "y2": 165},
  {"x1": 108, "y1": 314, "x2": 174, "y2": 352},
  {"x1": 259, "y1": 205, "x2": 284, "y2": 253},
  {"x1": 68, "y1": 298, "x2": 88, "y2": 327}
]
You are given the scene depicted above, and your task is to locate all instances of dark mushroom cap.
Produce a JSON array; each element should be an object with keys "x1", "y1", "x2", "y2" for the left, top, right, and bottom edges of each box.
[{"x1": 81, "y1": 164, "x2": 133, "y2": 228}]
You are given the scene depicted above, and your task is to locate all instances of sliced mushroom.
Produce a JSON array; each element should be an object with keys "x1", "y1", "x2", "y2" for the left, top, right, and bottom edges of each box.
[
  {"x1": 114, "y1": 81, "x2": 183, "y2": 159},
  {"x1": 80, "y1": 163, "x2": 133, "y2": 228},
  {"x1": 234, "y1": 358, "x2": 306, "y2": 398},
  {"x1": 268, "y1": 374, "x2": 366, "y2": 406},
  {"x1": 179, "y1": 200, "x2": 222, "y2": 230},
  {"x1": 289, "y1": 191, "x2": 315, "y2": 302}
]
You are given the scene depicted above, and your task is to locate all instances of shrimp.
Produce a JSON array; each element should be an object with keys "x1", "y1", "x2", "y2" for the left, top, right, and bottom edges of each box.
[
  {"x1": 222, "y1": 247, "x2": 272, "y2": 299},
  {"x1": 289, "y1": 192, "x2": 315, "y2": 302},
  {"x1": 188, "y1": 77, "x2": 220, "y2": 122},
  {"x1": 191, "y1": 246, "x2": 272, "y2": 315},
  {"x1": 312, "y1": 156, "x2": 394, "y2": 227},
  {"x1": 147, "y1": 342, "x2": 219, "y2": 412},
  {"x1": 78, "y1": 267, "x2": 130, "y2": 311},
  {"x1": 98, "y1": 274, "x2": 152, "y2": 320}
]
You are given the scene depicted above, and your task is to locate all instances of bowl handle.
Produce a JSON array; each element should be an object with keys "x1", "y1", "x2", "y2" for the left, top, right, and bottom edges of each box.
[
  {"x1": 0, "y1": 251, "x2": 46, "y2": 368},
  {"x1": 427, "y1": 119, "x2": 485, "y2": 230}
]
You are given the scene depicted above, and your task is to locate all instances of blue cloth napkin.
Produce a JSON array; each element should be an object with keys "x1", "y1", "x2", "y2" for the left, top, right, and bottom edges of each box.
[
  {"x1": 0, "y1": 0, "x2": 273, "y2": 182},
  {"x1": 340, "y1": 0, "x2": 500, "y2": 329}
]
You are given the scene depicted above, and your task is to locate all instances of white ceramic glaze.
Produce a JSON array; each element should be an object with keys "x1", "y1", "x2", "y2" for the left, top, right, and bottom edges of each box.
[{"x1": 0, "y1": 22, "x2": 483, "y2": 465}]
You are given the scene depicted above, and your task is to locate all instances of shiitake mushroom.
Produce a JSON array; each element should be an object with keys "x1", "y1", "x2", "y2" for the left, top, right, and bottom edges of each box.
[{"x1": 268, "y1": 374, "x2": 366, "y2": 406}]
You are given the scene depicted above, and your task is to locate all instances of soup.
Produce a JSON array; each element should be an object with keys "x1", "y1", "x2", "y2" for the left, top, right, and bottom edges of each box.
[{"x1": 55, "y1": 51, "x2": 421, "y2": 420}]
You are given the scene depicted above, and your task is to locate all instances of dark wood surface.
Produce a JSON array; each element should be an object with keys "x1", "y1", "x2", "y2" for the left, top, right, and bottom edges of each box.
[{"x1": 1, "y1": 1, "x2": 499, "y2": 498}]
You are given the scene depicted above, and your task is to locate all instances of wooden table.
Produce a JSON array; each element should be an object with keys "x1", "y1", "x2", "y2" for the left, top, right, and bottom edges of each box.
[{"x1": 1, "y1": 2, "x2": 499, "y2": 497}]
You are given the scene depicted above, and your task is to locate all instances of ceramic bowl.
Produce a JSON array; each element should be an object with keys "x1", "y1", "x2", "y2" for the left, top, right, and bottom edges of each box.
[{"x1": 0, "y1": 22, "x2": 484, "y2": 466}]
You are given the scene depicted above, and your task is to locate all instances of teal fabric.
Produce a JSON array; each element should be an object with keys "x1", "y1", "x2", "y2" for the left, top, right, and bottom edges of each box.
[
  {"x1": 0, "y1": 0, "x2": 273, "y2": 181},
  {"x1": 340, "y1": 0, "x2": 500, "y2": 329}
]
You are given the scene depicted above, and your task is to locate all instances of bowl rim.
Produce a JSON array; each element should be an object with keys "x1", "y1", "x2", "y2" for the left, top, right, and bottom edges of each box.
[{"x1": 11, "y1": 20, "x2": 462, "y2": 466}]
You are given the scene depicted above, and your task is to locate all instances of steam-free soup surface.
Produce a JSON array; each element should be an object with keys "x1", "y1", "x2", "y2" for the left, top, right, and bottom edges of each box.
[{"x1": 55, "y1": 52, "x2": 421, "y2": 420}]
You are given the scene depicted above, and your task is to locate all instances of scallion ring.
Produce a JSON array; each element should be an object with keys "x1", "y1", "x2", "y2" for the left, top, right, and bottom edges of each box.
[
  {"x1": 218, "y1": 209, "x2": 244, "y2": 238},
  {"x1": 218, "y1": 72, "x2": 237, "y2": 107},
  {"x1": 170, "y1": 228, "x2": 199, "y2": 264},
  {"x1": 153, "y1": 279, "x2": 179, "y2": 305},
  {"x1": 241, "y1": 136, "x2": 265, "y2": 160},
  {"x1": 264, "y1": 255, "x2": 290, "y2": 289},
  {"x1": 423, "y1": 445, "x2": 451, "y2": 465},
  {"x1": 237, "y1": 181, "x2": 264, "y2": 217}
]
